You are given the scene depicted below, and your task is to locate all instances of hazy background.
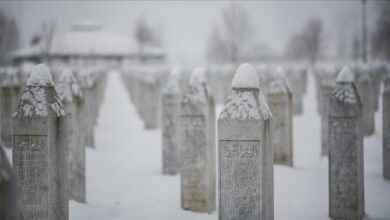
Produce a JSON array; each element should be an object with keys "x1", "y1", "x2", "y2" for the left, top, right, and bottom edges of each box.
[{"x1": 1, "y1": 0, "x2": 374, "y2": 65}]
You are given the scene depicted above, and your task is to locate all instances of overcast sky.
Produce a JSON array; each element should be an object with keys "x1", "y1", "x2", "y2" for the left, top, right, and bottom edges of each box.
[{"x1": 1, "y1": 0, "x2": 371, "y2": 64}]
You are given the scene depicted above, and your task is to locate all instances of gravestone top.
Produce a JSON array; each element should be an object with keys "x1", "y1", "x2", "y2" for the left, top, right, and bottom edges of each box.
[
  {"x1": 337, "y1": 66, "x2": 354, "y2": 83},
  {"x1": 183, "y1": 67, "x2": 210, "y2": 106},
  {"x1": 232, "y1": 63, "x2": 259, "y2": 89},
  {"x1": 163, "y1": 68, "x2": 181, "y2": 95},
  {"x1": 26, "y1": 64, "x2": 54, "y2": 86},
  {"x1": 269, "y1": 66, "x2": 291, "y2": 93},
  {"x1": 57, "y1": 68, "x2": 83, "y2": 104},
  {"x1": 13, "y1": 64, "x2": 65, "y2": 119},
  {"x1": 219, "y1": 63, "x2": 272, "y2": 120},
  {"x1": 189, "y1": 67, "x2": 206, "y2": 85}
]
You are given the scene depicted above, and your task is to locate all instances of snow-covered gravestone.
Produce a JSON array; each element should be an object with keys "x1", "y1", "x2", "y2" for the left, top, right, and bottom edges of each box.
[
  {"x1": 355, "y1": 65, "x2": 375, "y2": 136},
  {"x1": 0, "y1": 145, "x2": 19, "y2": 220},
  {"x1": 383, "y1": 72, "x2": 390, "y2": 180},
  {"x1": 56, "y1": 68, "x2": 85, "y2": 202},
  {"x1": 161, "y1": 69, "x2": 181, "y2": 175},
  {"x1": 319, "y1": 67, "x2": 337, "y2": 156},
  {"x1": 12, "y1": 64, "x2": 69, "y2": 220},
  {"x1": 267, "y1": 66, "x2": 293, "y2": 166},
  {"x1": 181, "y1": 67, "x2": 215, "y2": 213},
  {"x1": 328, "y1": 67, "x2": 364, "y2": 220},
  {"x1": 1, "y1": 69, "x2": 21, "y2": 148},
  {"x1": 218, "y1": 63, "x2": 273, "y2": 220}
]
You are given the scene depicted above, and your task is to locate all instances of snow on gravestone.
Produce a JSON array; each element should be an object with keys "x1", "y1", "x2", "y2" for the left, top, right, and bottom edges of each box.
[
  {"x1": 0, "y1": 145, "x2": 19, "y2": 220},
  {"x1": 161, "y1": 69, "x2": 181, "y2": 175},
  {"x1": 218, "y1": 63, "x2": 273, "y2": 220},
  {"x1": 355, "y1": 64, "x2": 375, "y2": 136},
  {"x1": 181, "y1": 67, "x2": 216, "y2": 213},
  {"x1": 267, "y1": 66, "x2": 293, "y2": 166},
  {"x1": 12, "y1": 64, "x2": 69, "y2": 220},
  {"x1": 319, "y1": 66, "x2": 337, "y2": 156},
  {"x1": 328, "y1": 66, "x2": 364, "y2": 220},
  {"x1": 383, "y1": 71, "x2": 390, "y2": 180},
  {"x1": 56, "y1": 68, "x2": 86, "y2": 203},
  {"x1": 1, "y1": 68, "x2": 21, "y2": 148}
]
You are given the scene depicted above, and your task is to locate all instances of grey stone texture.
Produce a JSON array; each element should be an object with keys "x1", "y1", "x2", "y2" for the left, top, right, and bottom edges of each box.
[
  {"x1": 218, "y1": 63, "x2": 273, "y2": 220},
  {"x1": 161, "y1": 70, "x2": 181, "y2": 175},
  {"x1": 266, "y1": 67, "x2": 293, "y2": 166},
  {"x1": 285, "y1": 66, "x2": 306, "y2": 115},
  {"x1": 383, "y1": 71, "x2": 390, "y2": 180},
  {"x1": 57, "y1": 68, "x2": 86, "y2": 203},
  {"x1": 0, "y1": 145, "x2": 20, "y2": 220},
  {"x1": 328, "y1": 67, "x2": 364, "y2": 220},
  {"x1": 180, "y1": 68, "x2": 215, "y2": 213},
  {"x1": 12, "y1": 64, "x2": 69, "y2": 220}
]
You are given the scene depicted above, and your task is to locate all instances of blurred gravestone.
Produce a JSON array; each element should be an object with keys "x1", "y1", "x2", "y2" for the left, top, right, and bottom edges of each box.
[
  {"x1": 12, "y1": 64, "x2": 69, "y2": 220},
  {"x1": 328, "y1": 67, "x2": 364, "y2": 220},
  {"x1": 1, "y1": 69, "x2": 21, "y2": 148},
  {"x1": 161, "y1": 69, "x2": 181, "y2": 175},
  {"x1": 218, "y1": 63, "x2": 273, "y2": 220},
  {"x1": 383, "y1": 71, "x2": 390, "y2": 180},
  {"x1": 0, "y1": 145, "x2": 20, "y2": 220},
  {"x1": 267, "y1": 66, "x2": 293, "y2": 166},
  {"x1": 181, "y1": 67, "x2": 215, "y2": 213},
  {"x1": 57, "y1": 68, "x2": 86, "y2": 202}
]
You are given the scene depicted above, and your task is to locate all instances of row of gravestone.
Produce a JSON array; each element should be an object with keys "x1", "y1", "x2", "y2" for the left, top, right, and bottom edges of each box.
[
  {"x1": 313, "y1": 63, "x2": 388, "y2": 156},
  {"x1": 136, "y1": 62, "x2": 388, "y2": 220},
  {"x1": 0, "y1": 63, "x2": 107, "y2": 220},
  {"x1": 120, "y1": 63, "x2": 308, "y2": 130}
]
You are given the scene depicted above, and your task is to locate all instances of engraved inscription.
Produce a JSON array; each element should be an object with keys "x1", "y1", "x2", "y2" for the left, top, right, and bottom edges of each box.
[
  {"x1": 14, "y1": 135, "x2": 49, "y2": 220},
  {"x1": 220, "y1": 140, "x2": 261, "y2": 218}
]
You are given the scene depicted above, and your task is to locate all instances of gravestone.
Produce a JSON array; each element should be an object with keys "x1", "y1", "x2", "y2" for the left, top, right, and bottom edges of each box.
[
  {"x1": 161, "y1": 69, "x2": 181, "y2": 175},
  {"x1": 181, "y1": 67, "x2": 215, "y2": 213},
  {"x1": 0, "y1": 145, "x2": 20, "y2": 220},
  {"x1": 319, "y1": 67, "x2": 337, "y2": 156},
  {"x1": 285, "y1": 68, "x2": 304, "y2": 115},
  {"x1": 267, "y1": 66, "x2": 293, "y2": 166},
  {"x1": 57, "y1": 68, "x2": 85, "y2": 202},
  {"x1": 383, "y1": 72, "x2": 390, "y2": 180},
  {"x1": 218, "y1": 63, "x2": 273, "y2": 220},
  {"x1": 328, "y1": 66, "x2": 364, "y2": 220},
  {"x1": 12, "y1": 64, "x2": 69, "y2": 220},
  {"x1": 1, "y1": 69, "x2": 21, "y2": 148},
  {"x1": 355, "y1": 65, "x2": 375, "y2": 136},
  {"x1": 80, "y1": 73, "x2": 95, "y2": 148}
]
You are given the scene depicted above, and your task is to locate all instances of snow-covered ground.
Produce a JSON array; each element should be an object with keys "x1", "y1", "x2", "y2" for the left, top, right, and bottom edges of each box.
[{"x1": 7, "y1": 70, "x2": 389, "y2": 219}]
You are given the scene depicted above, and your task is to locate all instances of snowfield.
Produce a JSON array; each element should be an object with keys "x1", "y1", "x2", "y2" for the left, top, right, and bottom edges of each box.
[{"x1": 7, "y1": 69, "x2": 389, "y2": 219}]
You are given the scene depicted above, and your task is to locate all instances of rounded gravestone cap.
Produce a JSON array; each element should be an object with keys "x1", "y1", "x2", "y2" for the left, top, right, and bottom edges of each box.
[
  {"x1": 274, "y1": 66, "x2": 286, "y2": 79},
  {"x1": 232, "y1": 63, "x2": 259, "y2": 89},
  {"x1": 189, "y1": 67, "x2": 206, "y2": 85},
  {"x1": 59, "y1": 67, "x2": 76, "y2": 83},
  {"x1": 337, "y1": 66, "x2": 354, "y2": 83},
  {"x1": 26, "y1": 64, "x2": 54, "y2": 86}
]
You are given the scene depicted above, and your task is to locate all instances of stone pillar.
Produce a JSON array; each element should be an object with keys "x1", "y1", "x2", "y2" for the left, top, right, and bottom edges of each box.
[
  {"x1": 181, "y1": 67, "x2": 215, "y2": 213},
  {"x1": 328, "y1": 66, "x2": 364, "y2": 220},
  {"x1": 218, "y1": 63, "x2": 273, "y2": 220},
  {"x1": 319, "y1": 67, "x2": 337, "y2": 156},
  {"x1": 0, "y1": 145, "x2": 20, "y2": 220},
  {"x1": 80, "y1": 74, "x2": 95, "y2": 148},
  {"x1": 12, "y1": 64, "x2": 69, "y2": 220},
  {"x1": 161, "y1": 69, "x2": 181, "y2": 175},
  {"x1": 267, "y1": 66, "x2": 293, "y2": 166},
  {"x1": 286, "y1": 68, "x2": 304, "y2": 115},
  {"x1": 383, "y1": 72, "x2": 390, "y2": 180},
  {"x1": 1, "y1": 69, "x2": 21, "y2": 148},
  {"x1": 355, "y1": 65, "x2": 375, "y2": 136},
  {"x1": 57, "y1": 68, "x2": 86, "y2": 203}
]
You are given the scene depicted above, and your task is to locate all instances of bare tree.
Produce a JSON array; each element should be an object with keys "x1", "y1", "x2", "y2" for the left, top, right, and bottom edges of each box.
[
  {"x1": 0, "y1": 10, "x2": 19, "y2": 64},
  {"x1": 134, "y1": 16, "x2": 160, "y2": 62},
  {"x1": 371, "y1": 2, "x2": 390, "y2": 61},
  {"x1": 40, "y1": 20, "x2": 56, "y2": 62},
  {"x1": 206, "y1": 3, "x2": 254, "y2": 64},
  {"x1": 284, "y1": 17, "x2": 323, "y2": 64}
]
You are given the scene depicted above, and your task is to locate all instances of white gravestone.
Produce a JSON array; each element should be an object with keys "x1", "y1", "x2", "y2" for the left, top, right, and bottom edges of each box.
[
  {"x1": 218, "y1": 63, "x2": 273, "y2": 220},
  {"x1": 181, "y1": 67, "x2": 216, "y2": 213},
  {"x1": 12, "y1": 64, "x2": 69, "y2": 220},
  {"x1": 328, "y1": 66, "x2": 364, "y2": 220}
]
